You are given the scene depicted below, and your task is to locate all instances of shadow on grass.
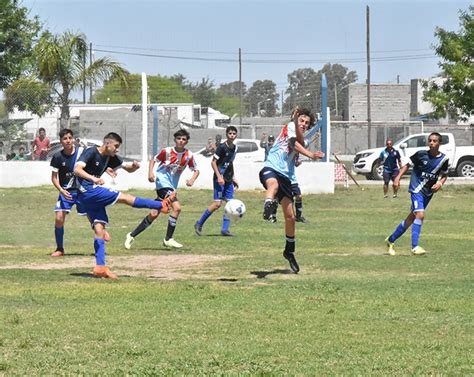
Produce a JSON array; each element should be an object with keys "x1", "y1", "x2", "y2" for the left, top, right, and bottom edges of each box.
[
  {"x1": 251, "y1": 269, "x2": 293, "y2": 279},
  {"x1": 70, "y1": 272, "x2": 132, "y2": 279}
]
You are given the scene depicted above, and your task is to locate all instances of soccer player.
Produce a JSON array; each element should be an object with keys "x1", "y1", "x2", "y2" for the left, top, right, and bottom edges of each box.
[
  {"x1": 385, "y1": 132, "x2": 449, "y2": 256},
  {"x1": 74, "y1": 132, "x2": 174, "y2": 279},
  {"x1": 259, "y1": 108, "x2": 324, "y2": 273},
  {"x1": 194, "y1": 126, "x2": 239, "y2": 237},
  {"x1": 379, "y1": 138, "x2": 402, "y2": 198},
  {"x1": 124, "y1": 129, "x2": 199, "y2": 250}
]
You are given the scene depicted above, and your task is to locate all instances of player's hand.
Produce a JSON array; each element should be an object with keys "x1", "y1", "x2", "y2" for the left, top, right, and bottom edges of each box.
[
  {"x1": 431, "y1": 182, "x2": 442, "y2": 192},
  {"x1": 131, "y1": 160, "x2": 140, "y2": 171},
  {"x1": 61, "y1": 189, "x2": 73, "y2": 201},
  {"x1": 148, "y1": 174, "x2": 155, "y2": 183},
  {"x1": 233, "y1": 179, "x2": 239, "y2": 189},
  {"x1": 105, "y1": 167, "x2": 117, "y2": 178},
  {"x1": 94, "y1": 177, "x2": 105, "y2": 185},
  {"x1": 311, "y1": 151, "x2": 325, "y2": 160},
  {"x1": 185, "y1": 179, "x2": 194, "y2": 187},
  {"x1": 217, "y1": 176, "x2": 225, "y2": 186}
]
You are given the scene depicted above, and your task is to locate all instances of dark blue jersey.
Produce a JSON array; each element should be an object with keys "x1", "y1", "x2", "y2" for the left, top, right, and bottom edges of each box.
[
  {"x1": 213, "y1": 141, "x2": 237, "y2": 183},
  {"x1": 409, "y1": 150, "x2": 449, "y2": 197},
  {"x1": 379, "y1": 148, "x2": 401, "y2": 173},
  {"x1": 75, "y1": 146, "x2": 123, "y2": 191},
  {"x1": 50, "y1": 146, "x2": 84, "y2": 190}
]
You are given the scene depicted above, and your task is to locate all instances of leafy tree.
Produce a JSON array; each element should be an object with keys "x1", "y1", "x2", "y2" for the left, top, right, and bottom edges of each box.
[
  {"x1": 246, "y1": 80, "x2": 279, "y2": 117},
  {"x1": 94, "y1": 74, "x2": 192, "y2": 104},
  {"x1": 423, "y1": 6, "x2": 473, "y2": 121},
  {"x1": 218, "y1": 81, "x2": 247, "y2": 97},
  {"x1": 213, "y1": 93, "x2": 241, "y2": 117},
  {"x1": 0, "y1": 0, "x2": 41, "y2": 89},
  {"x1": 184, "y1": 77, "x2": 216, "y2": 107},
  {"x1": 5, "y1": 31, "x2": 129, "y2": 128}
]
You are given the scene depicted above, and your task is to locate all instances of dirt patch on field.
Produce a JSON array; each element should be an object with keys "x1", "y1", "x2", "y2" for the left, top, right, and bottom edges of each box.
[{"x1": 0, "y1": 254, "x2": 234, "y2": 280}]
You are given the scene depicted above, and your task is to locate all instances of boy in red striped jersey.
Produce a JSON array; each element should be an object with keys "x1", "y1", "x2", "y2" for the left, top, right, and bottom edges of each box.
[{"x1": 124, "y1": 129, "x2": 199, "y2": 249}]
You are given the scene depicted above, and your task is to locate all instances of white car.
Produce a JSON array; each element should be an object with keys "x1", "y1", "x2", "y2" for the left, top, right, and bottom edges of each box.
[
  {"x1": 194, "y1": 139, "x2": 266, "y2": 163},
  {"x1": 47, "y1": 138, "x2": 103, "y2": 160}
]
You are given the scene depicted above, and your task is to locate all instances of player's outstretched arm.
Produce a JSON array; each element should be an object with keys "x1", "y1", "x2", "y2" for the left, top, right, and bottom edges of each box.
[
  {"x1": 148, "y1": 159, "x2": 156, "y2": 183},
  {"x1": 186, "y1": 169, "x2": 200, "y2": 187},
  {"x1": 294, "y1": 141, "x2": 324, "y2": 160},
  {"x1": 122, "y1": 160, "x2": 140, "y2": 173},
  {"x1": 74, "y1": 164, "x2": 104, "y2": 185}
]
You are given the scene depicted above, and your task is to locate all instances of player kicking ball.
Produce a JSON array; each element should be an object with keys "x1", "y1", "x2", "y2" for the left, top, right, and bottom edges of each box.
[
  {"x1": 259, "y1": 108, "x2": 324, "y2": 273},
  {"x1": 74, "y1": 132, "x2": 174, "y2": 279},
  {"x1": 124, "y1": 129, "x2": 199, "y2": 250},
  {"x1": 385, "y1": 132, "x2": 449, "y2": 256}
]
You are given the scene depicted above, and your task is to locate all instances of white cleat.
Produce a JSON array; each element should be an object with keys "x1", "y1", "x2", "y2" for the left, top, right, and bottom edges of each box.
[
  {"x1": 411, "y1": 246, "x2": 427, "y2": 255},
  {"x1": 163, "y1": 238, "x2": 183, "y2": 248},
  {"x1": 385, "y1": 237, "x2": 396, "y2": 256},
  {"x1": 124, "y1": 232, "x2": 135, "y2": 250}
]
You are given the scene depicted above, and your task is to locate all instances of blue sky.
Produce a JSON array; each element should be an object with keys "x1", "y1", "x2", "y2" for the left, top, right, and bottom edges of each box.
[{"x1": 23, "y1": 0, "x2": 470, "y2": 92}]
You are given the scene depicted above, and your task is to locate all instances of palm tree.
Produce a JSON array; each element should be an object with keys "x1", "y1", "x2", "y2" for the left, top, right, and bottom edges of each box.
[{"x1": 6, "y1": 30, "x2": 129, "y2": 128}]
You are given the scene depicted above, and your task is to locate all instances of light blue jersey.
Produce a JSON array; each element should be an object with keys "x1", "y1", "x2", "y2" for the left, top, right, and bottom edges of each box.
[{"x1": 264, "y1": 122, "x2": 297, "y2": 179}]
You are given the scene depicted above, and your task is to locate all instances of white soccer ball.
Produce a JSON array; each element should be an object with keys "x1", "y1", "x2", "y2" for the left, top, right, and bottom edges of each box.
[{"x1": 224, "y1": 199, "x2": 246, "y2": 220}]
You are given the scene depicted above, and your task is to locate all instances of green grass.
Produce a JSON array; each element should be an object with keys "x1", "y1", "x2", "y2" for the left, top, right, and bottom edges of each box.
[{"x1": 0, "y1": 185, "x2": 473, "y2": 374}]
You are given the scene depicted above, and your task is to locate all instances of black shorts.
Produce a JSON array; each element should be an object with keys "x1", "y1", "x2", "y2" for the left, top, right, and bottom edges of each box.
[
  {"x1": 383, "y1": 170, "x2": 399, "y2": 185},
  {"x1": 259, "y1": 167, "x2": 293, "y2": 203},
  {"x1": 155, "y1": 188, "x2": 176, "y2": 201},
  {"x1": 291, "y1": 183, "x2": 301, "y2": 196}
]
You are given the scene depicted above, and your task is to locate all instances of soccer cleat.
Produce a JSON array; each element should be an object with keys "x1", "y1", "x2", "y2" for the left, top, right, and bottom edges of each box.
[
  {"x1": 384, "y1": 195, "x2": 388, "y2": 198},
  {"x1": 393, "y1": 194, "x2": 398, "y2": 198},
  {"x1": 295, "y1": 216, "x2": 308, "y2": 223},
  {"x1": 385, "y1": 237, "x2": 396, "y2": 256},
  {"x1": 411, "y1": 246, "x2": 427, "y2": 255},
  {"x1": 160, "y1": 192, "x2": 177, "y2": 214},
  {"x1": 268, "y1": 215, "x2": 277, "y2": 223},
  {"x1": 163, "y1": 238, "x2": 183, "y2": 248},
  {"x1": 124, "y1": 232, "x2": 134, "y2": 250},
  {"x1": 283, "y1": 250, "x2": 300, "y2": 273},
  {"x1": 93, "y1": 265, "x2": 118, "y2": 279},
  {"x1": 263, "y1": 200, "x2": 278, "y2": 220},
  {"x1": 103, "y1": 230, "x2": 111, "y2": 242},
  {"x1": 221, "y1": 230, "x2": 234, "y2": 237},
  {"x1": 51, "y1": 250, "x2": 64, "y2": 257},
  {"x1": 194, "y1": 222, "x2": 202, "y2": 236}
]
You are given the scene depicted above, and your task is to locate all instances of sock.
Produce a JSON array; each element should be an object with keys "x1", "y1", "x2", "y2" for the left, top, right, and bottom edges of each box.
[
  {"x1": 285, "y1": 235, "x2": 296, "y2": 254},
  {"x1": 222, "y1": 214, "x2": 231, "y2": 233},
  {"x1": 54, "y1": 226, "x2": 64, "y2": 251},
  {"x1": 131, "y1": 216, "x2": 153, "y2": 237},
  {"x1": 132, "y1": 197, "x2": 163, "y2": 210},
  {"x1": 94, "y1": 238, "x2": 106, "y2": 266},
  {"x1": 388, "y1": 220, "x2": 409, "y2": 243},
  {"x1": 197, "y1": 209, "x2": 212, "y2": 226},
  {"x1": 295, "y1": 199, "x2": 303, "y2": 218},
  {"x1": 411, "y1": 218, "x2": 423, "y2": 249},
  {"x1": 165, "y1": 216, "x2": 177, "y2": 241}
]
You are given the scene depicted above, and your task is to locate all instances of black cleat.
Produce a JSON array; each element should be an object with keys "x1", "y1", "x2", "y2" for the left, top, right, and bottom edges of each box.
[
  {"x1": 295, "y1": 216, "x2": 308, "y2": 223},
  {"x1": 221, "y1": 230, "x2": 234, "y2": 237},
  {"x1": 283, "y1": 250, "x2": 300, "y2": 273},
  {"x1": 268, "y1": 215, "x2": 277, "y2": 223},
  {"x1": 194, "y1": 222, "x2": 202, "y2": 236},
  {"x1": 263, "y1": 200, "x2": 278, "y2": 220}
]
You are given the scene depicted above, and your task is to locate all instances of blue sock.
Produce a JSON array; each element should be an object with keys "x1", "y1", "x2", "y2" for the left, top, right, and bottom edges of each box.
[
  {"x1": 222, "y1": 214, "x2": 230, "y2": 233},
  {"x1": 94, "y1": 238, "x2": 106, "y2": 266},
  {"x1": 197, "y1": 209, "x2": 212, "y2": 226},
  {"x1": 133, "y1": 197, "x2": 163, "y2": 210},
  {"x1": 55, "y1": 226, "x2": 64, "y2": 251},
  {"x1": 411, "y1": 218, "x2": 423, "y2": 248},
  {"x1": 389, "y1": 221, "x2": 409, "y2": 243}
]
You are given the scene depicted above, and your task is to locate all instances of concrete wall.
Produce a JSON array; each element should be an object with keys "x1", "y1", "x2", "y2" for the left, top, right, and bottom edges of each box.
[{"x1": 0, "y1": 161, "x2": 335, "y2": 194}]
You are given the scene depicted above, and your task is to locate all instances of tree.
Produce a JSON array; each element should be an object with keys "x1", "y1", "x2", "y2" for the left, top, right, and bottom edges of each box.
[
  {"x1": 94, "y1": 74, "x2": 192, "y2": 104},
  {"x1": 246, "y1": 80, "x2": 279, "y2": 117},
  {"x1": 0, "y1": 0, "x2": 41, "y2": 89},
  {"x1": 5, "y1": 31, "x2": 129, "y2": 128},
  {"x1": 284, "y1": 64, "x2": 357, "y2": 116},
  {"x1": 184, "y1": 77, "x2": 217, "y2": 107},
  {"x1": 423, "y1": 6, "x2": 473, "y2": 121},
  {"x1": 218, "y1": 81, "x2": 247, "y2": 97}
]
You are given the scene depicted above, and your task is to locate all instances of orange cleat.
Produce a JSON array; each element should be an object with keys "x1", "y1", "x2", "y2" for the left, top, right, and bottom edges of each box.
[
  {"x1": 160, "y1": 192, "x2": 177, "y2": 214},
  {"x1": 103, "y1": 230, "x2": 111, "y2": 242},
  {"x1": 93, "y1": 265, "x2": 118, "y2": 279},
  {"x1": 51, "y1": 250, "x2": 65, "y2": 257}
]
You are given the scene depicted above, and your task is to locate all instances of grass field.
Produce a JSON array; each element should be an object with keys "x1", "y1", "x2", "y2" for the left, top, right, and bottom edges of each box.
[{"x1": 0, "y1": 184, "x2": 473, "y2": 374}]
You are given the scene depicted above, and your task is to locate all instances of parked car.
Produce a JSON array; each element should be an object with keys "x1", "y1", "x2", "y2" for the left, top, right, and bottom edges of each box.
[
  {"x1": 194, "y1": 139, "x2": 265, "y2": 163},
  {"x1": 352, "y1": 132, "x2": 474, "y2": 179},
  {"x1": 47, "y1": 138, "x2": 103, "y2": 160}
]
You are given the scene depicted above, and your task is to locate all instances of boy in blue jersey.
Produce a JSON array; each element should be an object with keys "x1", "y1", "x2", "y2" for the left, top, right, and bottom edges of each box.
[
  {"x1": 259, "y1": 108, "x2": 324, "y2": 273},
  {"x1": 385, "y1": 132, "x2": 449, "y2": 256},
  {"x1": 74, "y1": 132, "x2": 174, "y2": 279},
  {"x1": 124, "y1": 129, "x2": 199, "y2": 250},
  {"x1": 194, "y1": 126, "x2": 239, "y2": 237},
  {"x1": 379, "y1": 138, "x2": 402, "y2": 198}
]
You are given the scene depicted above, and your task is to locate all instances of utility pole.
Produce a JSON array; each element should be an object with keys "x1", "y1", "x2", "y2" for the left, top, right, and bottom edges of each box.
[
  {"x1": 366, "y1": 5, "x2": 372, "y2": 149},
  {"x1": 239, "y1": 48, "x2": 242, "y2": 129},
  {"x1": 281, "y1": 90, "x2": 284, "y2": 116},
  {"x1": 334, "y1": 82, "x2": 338, "y2": 116},
  {"x1": 82, "y1": 48, "x2": 86, "y2": 104},
  {"x1": 89, "y1": 42, "x2": 93, "y2": 103}
]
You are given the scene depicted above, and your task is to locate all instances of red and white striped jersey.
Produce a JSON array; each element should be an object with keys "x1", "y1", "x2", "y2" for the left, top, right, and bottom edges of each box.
[{"x1": 153, "y1": 147, "x2": 198, "y2": 189}]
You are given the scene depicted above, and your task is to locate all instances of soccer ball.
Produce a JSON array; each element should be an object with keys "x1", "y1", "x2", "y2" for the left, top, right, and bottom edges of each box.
[{"x1": 224, "y1": 199, "x2": 246, "y2": 220}]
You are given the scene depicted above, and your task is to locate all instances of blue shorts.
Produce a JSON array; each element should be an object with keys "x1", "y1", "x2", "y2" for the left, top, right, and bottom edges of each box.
[
  {"x1": 410, "y1": 192, "x2": 432, "y2": 213},
  {"x1": 54, "y1": 191, "x2": 86, "y2": 215},
  {"x1": 291, "y1": 183, "x2": 301, "y2": 196},
  {"x1": 78, "y1": 186, "x2": 120, "y2": 225},
  {"x1": 259, "y1": 167, "x2": 293, "y2": 203},
  {"x1": 383, "y1": 170, "x2": 399, "y2": 184},
  {"x1": 213, "y1": 181, "x2": 234, "y2": 201}
]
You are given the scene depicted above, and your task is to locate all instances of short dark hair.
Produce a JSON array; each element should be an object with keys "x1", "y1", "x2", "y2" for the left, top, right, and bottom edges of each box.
[
  {"x1": 174, "y1": 129, "x2": 190, "y2": 140},
  {"x1": 59, "y1": 128, "x2": 73, "y2": 139},
  {"x1": 294, "y1": 107, "x2": 315, "y2": 126},
  {"x1": 39, "y1": 127, "x2": 46, "y2": 133},
  {"x1": 226, "y1": 126, "x2": 238, "y2": 134},
  {"x1": 429, "y1": 132, "x2": 442, "y2": 143},
  {"x1": 103, "y1": 132, "x2": 122, "y2": 144}
]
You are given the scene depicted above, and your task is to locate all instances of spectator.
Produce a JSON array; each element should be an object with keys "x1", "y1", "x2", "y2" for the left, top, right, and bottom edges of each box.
[
  {"x1": 215, "y1": 134, "x2": 222, "y2": 148},
  {"x1": 204, "y1": 137, "x2": 215, "y2": 156},
  {"x1": 12, "y1": 146, "x2": 29, "y2": 161},
  {"x1": 32, "y1": 127, "x2": 50, "y2": 161},
  {"x1": 260, "y1": 133, "x2": 275, "y2": 161}
]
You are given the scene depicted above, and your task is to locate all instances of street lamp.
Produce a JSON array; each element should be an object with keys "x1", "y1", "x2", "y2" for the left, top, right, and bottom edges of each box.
[{"x1": 257, "y1": 98, "x2": 272, "y2": 117}]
